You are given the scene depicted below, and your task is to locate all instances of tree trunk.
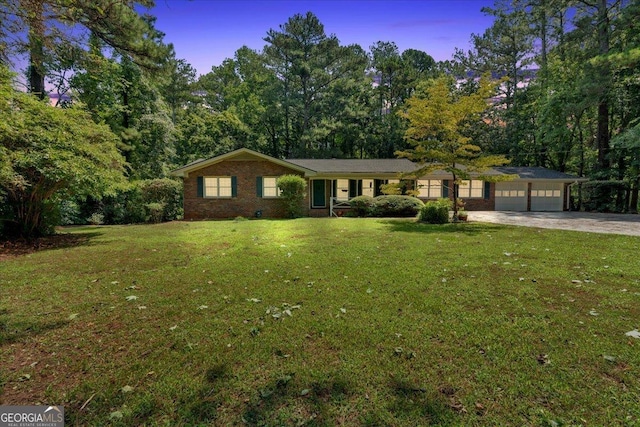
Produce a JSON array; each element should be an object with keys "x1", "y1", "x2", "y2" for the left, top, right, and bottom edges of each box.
[
  {"x1": 595, "y1": 0, "x2": 611, "y2": 173},
  {"x1": 27, "y1": 0, "x2": 45, "y2": 99},
  {"x1": 630, "y1": 175, "x2": 639, "y2": 214}
]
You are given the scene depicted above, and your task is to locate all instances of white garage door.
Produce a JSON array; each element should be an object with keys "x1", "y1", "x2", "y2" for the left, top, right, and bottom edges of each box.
[
  {"x1": 531, "y1": 182, "x2": 564, "y2": 211},
  {"x1": 495, "y1": 182, "x2": 528, "y2": 211}
]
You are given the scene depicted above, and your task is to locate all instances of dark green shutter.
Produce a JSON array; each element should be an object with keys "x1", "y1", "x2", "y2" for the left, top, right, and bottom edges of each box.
[
  {"x1": 231, "y1": 176, "x2": 237, "y2": 197},
  {"x1": 197, "y1": 176, "x2": 204, "y2": 197},
  {"x1": 256, "y1": 176, "x2": 263, "y2": 197},
  {"x1": 484, "y1": 181, "x2": 491, "y2": 200},
  {"x1": 443, "y1": 180, "x2": 449, "y2": 198},
  {"x1": 358, "y1": 180, "x2": 363, "y2": 196},
  {"x1": 349, "y1": 180, "x2": 357, "y2": 198}
]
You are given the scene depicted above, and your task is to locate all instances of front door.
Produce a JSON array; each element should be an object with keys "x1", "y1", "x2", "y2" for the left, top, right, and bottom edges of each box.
[{"x1": 312, "y1": 180, "x2": 326, "y2": 208}]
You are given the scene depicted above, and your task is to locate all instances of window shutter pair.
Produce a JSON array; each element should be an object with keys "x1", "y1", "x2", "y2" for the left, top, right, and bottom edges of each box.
[{"x1": 196, "y1": 176, "x2": 237, "y2": 197}]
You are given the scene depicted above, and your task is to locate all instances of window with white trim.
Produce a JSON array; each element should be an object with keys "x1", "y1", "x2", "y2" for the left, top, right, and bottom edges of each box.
[
  {"x1": 417, "y1": 179, "x2": 442, "y2": 198},
  {"x1": 262, "y1": 177, "x2": 281, "y2": 197},
  {"x1": 204, "y1": 177, "x2": 232, "y2": 197},
  {"x1": 336, "y1": 179, "x2": 349, "y2": 201},
  {"x1": 458, "y1": 180, "x2": 483, "y2": 198},
  {"x1": 362, "y1": 179, "x2": 374, "y2": 197}
]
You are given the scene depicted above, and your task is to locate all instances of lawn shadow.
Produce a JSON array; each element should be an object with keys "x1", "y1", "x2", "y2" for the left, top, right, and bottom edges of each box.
[
  {"x1": 242, "y1": 373, "x2": 352, "y2": 426},
  {"x1": 363, "y1": 377, "x2": 457, "y2": 426},
  {"x1": 0, "y1": 230, "x2": 104, "y2": 259},
  {"x1": 380, "y1": 219, "x2": 506, "y2": 236},
  {"x1": 0, "y1": 310, "x2": 70, "y2": 345}
]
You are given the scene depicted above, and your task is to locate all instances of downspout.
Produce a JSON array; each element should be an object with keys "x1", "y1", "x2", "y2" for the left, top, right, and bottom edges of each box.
[{"x1": 566, "y1": 181, "x2": 578, "y2": 211}]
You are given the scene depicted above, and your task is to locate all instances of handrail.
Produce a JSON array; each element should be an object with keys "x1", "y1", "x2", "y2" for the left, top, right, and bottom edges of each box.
[{"x1": 330, "y1": 197, "x2": 351, "y2": 217}]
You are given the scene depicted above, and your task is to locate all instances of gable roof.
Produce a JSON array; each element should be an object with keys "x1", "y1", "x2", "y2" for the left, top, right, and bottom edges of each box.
[
  {"x1": 495, "y1": 167, "x2": 586, "y2": 181},
  {"x1": 285, "y1": 158, "x2": 419, "y2": 175},
  {"x1": 171, "y1": 148, "x2": 315, "y2": 177},
  {"x1": 171, "y1": 148, "x2": 586, "y2": 182}
]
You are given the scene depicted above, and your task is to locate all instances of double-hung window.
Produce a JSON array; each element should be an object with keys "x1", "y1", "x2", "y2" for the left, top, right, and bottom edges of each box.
[
  {"x1": 204, "y1": 177, "x2": 233, "y2": 198},
  {"x1": 417, "y1": 179, "x2": 442, "y2": 198},
  {"x1": 261, "y1": 177, "x2": 281, "y2": 198},
  {"x1": 458, "y1": 180, "x2": 483, "y2": 198}
]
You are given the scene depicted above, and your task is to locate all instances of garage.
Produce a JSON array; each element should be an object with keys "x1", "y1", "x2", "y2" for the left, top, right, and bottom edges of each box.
[
  {"x1": 495, "y1": 182, "x2": 528, "y2": 211},
  {"x1": 531, "y1": 182, "x2": 564, "y2": 211}
]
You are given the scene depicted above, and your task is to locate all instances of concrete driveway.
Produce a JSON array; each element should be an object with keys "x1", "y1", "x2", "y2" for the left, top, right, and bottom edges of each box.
[{"x1": 468, "y1": 211, "x2": 640, "y2": 236}]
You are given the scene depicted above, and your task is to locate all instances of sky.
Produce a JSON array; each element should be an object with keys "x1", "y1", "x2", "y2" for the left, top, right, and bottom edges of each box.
[{"x1": 148, "y1": 0, "x2": 495, "y2": 77}]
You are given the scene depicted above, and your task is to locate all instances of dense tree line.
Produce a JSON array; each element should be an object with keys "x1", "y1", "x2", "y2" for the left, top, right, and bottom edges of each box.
[{"x1": 1, "y1": 1, "x2": 639, "y2": 236}]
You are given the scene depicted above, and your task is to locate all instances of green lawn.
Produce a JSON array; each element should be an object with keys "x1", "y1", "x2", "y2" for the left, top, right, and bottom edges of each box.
[{"x1": 1, "y1": 219, "x2": 639, "y2": 426}]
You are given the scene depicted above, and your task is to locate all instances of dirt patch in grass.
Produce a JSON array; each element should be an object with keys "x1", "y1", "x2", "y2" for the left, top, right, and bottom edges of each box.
[{"x1": 0, "y1": 232, "x2": 99, "y2": 260}]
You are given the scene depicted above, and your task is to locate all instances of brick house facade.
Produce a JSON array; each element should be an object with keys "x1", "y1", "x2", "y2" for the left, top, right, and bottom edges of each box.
[{"x1": 172, "y1": 148, "x2": 584, "y2": 219}]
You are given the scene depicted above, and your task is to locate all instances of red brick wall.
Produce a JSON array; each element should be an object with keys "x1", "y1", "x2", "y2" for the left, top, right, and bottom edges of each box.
[
  {"x1": 183, "y1": 160, "x2": 309, "y2": 219},
  {"x1": 416, "y1": 183, "x2": 496, "y2": 210}
]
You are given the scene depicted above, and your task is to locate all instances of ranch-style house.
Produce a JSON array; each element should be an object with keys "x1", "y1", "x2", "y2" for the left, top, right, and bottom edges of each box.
[{"x1": 171, "y1": 148, "x2": 585, "y2": 219}]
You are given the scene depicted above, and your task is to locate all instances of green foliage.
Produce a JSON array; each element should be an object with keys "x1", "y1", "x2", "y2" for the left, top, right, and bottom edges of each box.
[
  {"x1": 140, "y1": 179, "x2": 183, "y2": 221},
  {"x1": 95, "y1": 179, "x2": 183, "y2": 224},
  {"x1": 276, "y1": 175, "x2": 307, "y2": 218},
  {"x1": 581, "y1": 180, "x2": 629, "y2": 213},
  {"x1": 369, "y1": 195, "x2": 424, "y2": 217},
  {"x1": 144, "y1": 202, "x2": 165, "y2": 224},
  {"x1": 348, "y1": 195, "x2": 374, "y2": 217},
  {"x1": 398, "y1": 75, "x2": 512, "y2": 216},
  {"x1": 419, "y1": 198, "x2": 452, "y2": 224},
  {"x1": 0, "y1": 65, "x2": 126, "y2": 237}
]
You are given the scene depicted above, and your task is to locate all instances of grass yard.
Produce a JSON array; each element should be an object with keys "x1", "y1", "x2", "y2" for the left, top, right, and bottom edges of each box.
[{"x1": 1, "y1": 218, "x2": 639, "y2": 426}]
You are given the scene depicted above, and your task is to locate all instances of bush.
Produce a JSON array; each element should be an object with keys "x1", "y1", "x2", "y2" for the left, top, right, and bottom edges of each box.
[
  {"x1": 87, "y1": 178, "x2": 183, "y2": 225},
  {"x1": 369, "y1": 195, "x2": 424, "y2": 217},
  {"x1": 349, "y1": 195, "x2": 374, "y2": 217},
  {"x1": 277, "y1": 175, "x2": 307, "y2": 218},
  {"x1": 145, "y1": 202, "x2": 165, "y2": 224},
  {"x1": 59, "y1": 199, "x2": 83, "y2": 226},
  {"x1": 87, "y1": 212, "x2": 104, "y2": 225},
  {"x1": 140, "y1": 179, "x2": 183, "y2": 221},
  {"x1": 581, "y1": 180, "x2": 629, "y2": 212},
  {"x1": 419, "y1": 198, "x2": 452, "y2": 224}
]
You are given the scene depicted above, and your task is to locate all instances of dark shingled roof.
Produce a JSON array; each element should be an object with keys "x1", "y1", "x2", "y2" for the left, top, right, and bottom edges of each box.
[
  {"x1": 494, "y1": 167, "x2": 582, "y2": 180},
  {"x1": 285, "y1": 158, "x2": 419, "y2": 174}
]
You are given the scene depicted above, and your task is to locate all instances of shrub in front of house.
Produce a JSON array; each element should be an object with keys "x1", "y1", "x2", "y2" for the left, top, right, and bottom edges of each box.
[
  {"x1": 69, "y1": 178, "x2": 184, "y2": 225},
  {"x1": 419, "y1": 198, "x2": 452, "y2": 224},
  {"x1": 277, "y1": 174, "x2": 307, "y2": 218},
  {"x1": 140, "y1": 178, "x2": 183, "y2": 221},
  {"x1": 369, "y1": 195, "x2": 424, "y2": 217},
  {"x1": 349, "y1": 195, "x2": 374, "y2": 217}
]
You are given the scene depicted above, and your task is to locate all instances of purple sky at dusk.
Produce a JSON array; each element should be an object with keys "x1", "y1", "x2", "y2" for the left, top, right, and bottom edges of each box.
[{"x1": 149, "y1": 0, "x2": 495, "y2": 77}]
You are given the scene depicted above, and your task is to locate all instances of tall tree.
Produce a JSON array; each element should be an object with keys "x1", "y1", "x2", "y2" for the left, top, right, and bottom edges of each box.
[
  {"x1": 1, "y1": 0, "x2": 169, "y2": 96},
  {"x1": 397, "y1": 76, "x2": 511, "y2": 218},
  {"x1": 263, "y1": 12, "x2": 368, "y2": 157}
]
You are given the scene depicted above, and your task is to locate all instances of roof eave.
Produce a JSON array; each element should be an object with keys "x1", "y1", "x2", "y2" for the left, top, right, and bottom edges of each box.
[{"x1": 170, "y1": 148, "x2": 316, "y2": 177}]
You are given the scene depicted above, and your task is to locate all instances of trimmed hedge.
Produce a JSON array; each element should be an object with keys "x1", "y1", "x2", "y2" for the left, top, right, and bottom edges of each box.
[
  {"x1": 419, "y1": 198, "x2": 452, "y2": 224},
  {"x1": 369, "y1": 195, "x2": 424, "y2": 217},
  {"x1": 349, "y1": 195, "x2": 374, "y2": 217}
]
